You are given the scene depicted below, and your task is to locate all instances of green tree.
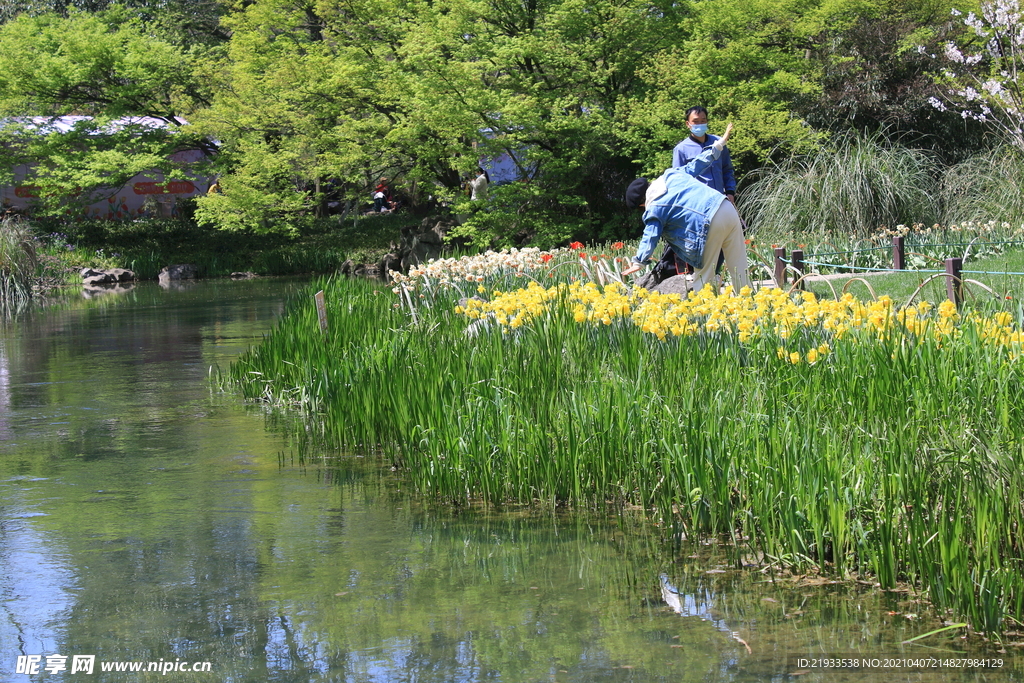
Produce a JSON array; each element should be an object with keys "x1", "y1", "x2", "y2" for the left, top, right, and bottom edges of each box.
[
  {"x1": 190, "y1": 0, "x2": 453, "y2": 232},
  {"x1": 0, "y1": 0, "x2": 229, "y2": 46},
  {"x1": 796, "y1": 0, "x2": 983, "y2": 158},
  {"x1": 194, "y1": 0, "x2": 690, "y2": 241},
  {"x1": 0, "y1": 9, "x2": 212, "y2": 214}
]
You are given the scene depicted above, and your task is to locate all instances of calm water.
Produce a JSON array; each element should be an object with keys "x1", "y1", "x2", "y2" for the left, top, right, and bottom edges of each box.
[{"x1": 0, "y1": 278, "x2": 1021, "y2": 682}]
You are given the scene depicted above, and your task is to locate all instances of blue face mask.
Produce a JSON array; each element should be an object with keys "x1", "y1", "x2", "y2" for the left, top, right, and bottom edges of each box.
[{"x1": 689, "y1": 123, "x2": 708, "y2": 137}]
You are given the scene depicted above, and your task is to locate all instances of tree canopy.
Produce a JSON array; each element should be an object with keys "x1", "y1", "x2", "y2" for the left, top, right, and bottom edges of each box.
[
  {"x1": 0, "y1": 0, "x2": 992, "y2": 241},
  {"x1": 0, "y1": 9, "x2": 213, "y2": 213}
]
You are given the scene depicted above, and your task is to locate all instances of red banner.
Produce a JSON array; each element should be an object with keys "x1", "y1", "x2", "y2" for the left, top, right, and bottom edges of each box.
[
  {"x1": 165, "y1": 180, "x2": 195, "y2": 194},
  {"x1": 133, "y1": 180, "x2": 196, "y2": 195}
]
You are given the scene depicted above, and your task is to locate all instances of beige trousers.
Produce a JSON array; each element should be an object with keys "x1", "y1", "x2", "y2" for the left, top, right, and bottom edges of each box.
[{"x1": 690, "y1": 200, "x2": 751, "y2": 294}]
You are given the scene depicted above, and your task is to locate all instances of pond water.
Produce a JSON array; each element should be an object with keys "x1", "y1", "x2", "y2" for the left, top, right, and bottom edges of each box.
[{"x1": 0, "y1": 278, "x2": 1021, "y2": 682}]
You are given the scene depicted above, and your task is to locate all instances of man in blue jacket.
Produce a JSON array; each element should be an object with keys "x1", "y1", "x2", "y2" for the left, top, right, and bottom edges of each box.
[
  {"x1": 622, "y1": 123, "x2": 750, "y2": 294},
  {"x1": 672, "y1": 106, "x2": 736, "y2": 201}
]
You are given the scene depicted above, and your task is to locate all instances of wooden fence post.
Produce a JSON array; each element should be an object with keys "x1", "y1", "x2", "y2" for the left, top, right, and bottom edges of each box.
[
  {"x1": 773, "y1": 247, "x2": 787, "y2": 288},
  {"x1": 945, "y1": 258, "x2": 963, "y2": 307},
  {"x1": 791, "y1": 249, "x2": 804, "y2": 289},
  {"x1": 893, "y1": 236, "x2": 905, "y2": 270},
  {"x1": 314, "y1": 290, "x2": 328, "y2": 333}
]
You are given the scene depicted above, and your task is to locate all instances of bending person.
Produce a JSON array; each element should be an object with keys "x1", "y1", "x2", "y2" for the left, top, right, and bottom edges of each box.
[{"x1": 621, "y1": 123, "x2": 751, "y2": 294}]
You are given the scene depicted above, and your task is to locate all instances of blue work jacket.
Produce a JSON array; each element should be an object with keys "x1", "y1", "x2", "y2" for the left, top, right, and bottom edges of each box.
[
  {"x1": 634, "y1": 146, "x2": 727, "y2": 269},
  {"x1": 672, "y1": 134, "x2": 736, "y2": 195}
]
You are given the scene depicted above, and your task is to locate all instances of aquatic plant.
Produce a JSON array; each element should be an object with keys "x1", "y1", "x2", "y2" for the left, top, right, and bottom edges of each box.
[{"x1": 230, "y1": 261, "x2": 1024, "y2": 634}]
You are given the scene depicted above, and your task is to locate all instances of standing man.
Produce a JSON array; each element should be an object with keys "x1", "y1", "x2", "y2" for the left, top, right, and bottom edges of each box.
[
  {"x1": 672, "y1": 106, "x2": 736, "y2": 202},
  {"x1": 673, "y1": 106, "x2": 737, "y2": 277},
  {"x1": 622, "y1": 124, "x2": 751, "y2": 294}
]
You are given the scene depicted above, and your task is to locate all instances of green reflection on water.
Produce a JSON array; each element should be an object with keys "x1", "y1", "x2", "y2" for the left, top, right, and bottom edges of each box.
[{"x1": 0, "y1": 278, "x2": 1021, "y2": 682}]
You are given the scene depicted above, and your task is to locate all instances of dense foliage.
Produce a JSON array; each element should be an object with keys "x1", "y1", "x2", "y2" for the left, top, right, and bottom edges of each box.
[{"x1": 0, "y1": 0, "x2": 998, "y2": 243}]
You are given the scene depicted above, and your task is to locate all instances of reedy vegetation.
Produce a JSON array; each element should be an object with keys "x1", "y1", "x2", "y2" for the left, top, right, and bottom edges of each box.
[
  {"x1": 230, "y1": 258, "x2": 1024, "y2": 634},
  {"x1": 0, "y1": 215, "x2": 36, "y2": 312},
  {"x1": 739, "y1": 132, "x2": 944, "y2": 243}
]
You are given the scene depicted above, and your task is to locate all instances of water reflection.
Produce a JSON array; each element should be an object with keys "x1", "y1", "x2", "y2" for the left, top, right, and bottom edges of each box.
[
  {"x1": 82, "y1": 283, "x2": 135, "y2": 299},
  {"x1": 1, "y1": 479, "x2": 76, "y2": 659}
]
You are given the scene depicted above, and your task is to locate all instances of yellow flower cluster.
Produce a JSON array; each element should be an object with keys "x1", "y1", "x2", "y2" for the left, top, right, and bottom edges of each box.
[
  {"x1": 570, "y1": 281, "x2": 637, "y2": 326},
  {"x1": 454, "y1": 282, "x2": 1024, "y2": 360},
  {"x1": 455, "y1": 281, "x2": 563, "y2": 329}
]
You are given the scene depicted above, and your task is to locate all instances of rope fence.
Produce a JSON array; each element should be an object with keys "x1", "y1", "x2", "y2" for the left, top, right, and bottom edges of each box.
[{"x1": 771, "y1": 236, "x2": 1024, "y2": 306}]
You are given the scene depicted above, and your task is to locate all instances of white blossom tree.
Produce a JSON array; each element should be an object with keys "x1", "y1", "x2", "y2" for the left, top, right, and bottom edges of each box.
[{"x1": 928, "y1": 1, "x2": 1024, "y2": 151}]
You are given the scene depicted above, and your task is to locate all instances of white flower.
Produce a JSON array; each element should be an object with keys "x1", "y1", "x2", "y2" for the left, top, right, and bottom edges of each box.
[
  {"x1": 983, "y1": 79, "x2": 1004, "y2": 96},
  {"x1": 944, "y1": 42, "x2": 966, "y2": 63}
]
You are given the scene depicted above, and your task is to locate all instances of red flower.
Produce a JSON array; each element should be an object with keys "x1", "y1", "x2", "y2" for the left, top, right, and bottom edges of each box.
[
  {"x1": 578, "y1": 252, "x2": 587, "y2": 258},
  {"x1": 541, "y1": 254, "x2": 553, "y2": 263},
  {"x1": 569, "y1": 241, "x2": 584, "y2": 250},
  {"x1": 592, "y1": 255, "x2": 600, "y2": 261},
  {"x1": 611, "y1": 241, "x2": 625, "y2": 250}
]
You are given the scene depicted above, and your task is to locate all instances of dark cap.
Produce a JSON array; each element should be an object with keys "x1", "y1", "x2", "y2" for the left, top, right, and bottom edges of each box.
[{"x1": 625, "y1": 178, "x2": 649, "y2": 210}]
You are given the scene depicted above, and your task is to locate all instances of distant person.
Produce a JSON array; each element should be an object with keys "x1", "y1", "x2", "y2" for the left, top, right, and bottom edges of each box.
[
  {"x1": 207, "y1": 179, "x2": 222, "y2": 195},
  {"x1": 373, "y1": 179, "x2": 391, "y2": 212},
  {"x1": 622, "y1": 123, "x2": 751, "y2": 294},
  {"x1": 468, "y1": 167, "x2": 489, "y2": 201}
]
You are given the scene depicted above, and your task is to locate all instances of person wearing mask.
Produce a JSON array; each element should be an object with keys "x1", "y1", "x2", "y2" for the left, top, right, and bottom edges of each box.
[
  {"x1": 672, "y1": 106, "x2": 736, "y2": 201},
  {"x1": 672, "y1": 106, "x2": 739, "y2": 277},
  {"x1": 622, "y1": 123, "x2": 751, "y2": 294}
]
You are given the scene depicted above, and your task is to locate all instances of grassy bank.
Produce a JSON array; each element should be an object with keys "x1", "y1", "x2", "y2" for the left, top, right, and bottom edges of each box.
[{"x1": 228, "y1": 247, "x2": 1024, "y2": 634}]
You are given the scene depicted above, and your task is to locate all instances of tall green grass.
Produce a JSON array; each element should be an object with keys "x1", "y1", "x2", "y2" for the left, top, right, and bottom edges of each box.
[
  {"x1": 0, "y1": 215, "x2": 37, "y2": 313},
  {"x1": 230, "y1": 275, "x2": 1024, "y2": 634},
  {"x1": 740, "y1": 136, "x2": 1024, "y2": 258}
]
